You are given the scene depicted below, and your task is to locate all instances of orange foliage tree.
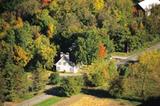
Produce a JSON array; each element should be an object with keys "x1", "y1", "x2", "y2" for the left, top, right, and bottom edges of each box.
[
  {"x1": 98, "y1": 43, "x2": 106, "y2": 58},
  {"x1": 42, "y1": 0, "x2": 51, "y2": 4},
  {"x1": 14, "y1": 17, "x2": 24, "y2": 29}
]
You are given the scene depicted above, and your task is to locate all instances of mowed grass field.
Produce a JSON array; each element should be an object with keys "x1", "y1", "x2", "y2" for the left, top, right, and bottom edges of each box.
[{"x1": 34, "y1": 96, "x2": 64, "y2": 106}]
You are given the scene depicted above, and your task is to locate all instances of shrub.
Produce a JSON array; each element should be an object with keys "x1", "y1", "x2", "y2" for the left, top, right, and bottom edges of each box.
[
  {"x1": 60, "y1": 77, "x2": 83, "y2": 97},
  {"x1": 49, "y1": 72, "x2": 61, "y2": 85},
  {"x1": 109, "y1": 77, "x2": 123, "y2": 98}
]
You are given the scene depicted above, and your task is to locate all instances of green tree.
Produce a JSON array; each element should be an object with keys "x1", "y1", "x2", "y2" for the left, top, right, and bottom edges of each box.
[
  {"x1": 32, "y1": 62, "x2": 47, "y2": 92},
  {"x1": 35, "y1": 9, "x2": 57, "y2": 37},
  {"x1": 1, "y1": 62, "x2": 28, "y2": 101},
  {"x1": 60, "y1": 77, "x2": 83, "y2": 97},
  {"x1": 74, "y1": 30, "x2": 100, "y2": 64},
  {"x1": 49, "y1": 72, "x2": 61, "y2": 85},
  {"x1": 15, "y1": 22, "x2": 33, "y2": 50},
  {"x1": 109, "y1": 27, "x2": 131, "y2": 52}
]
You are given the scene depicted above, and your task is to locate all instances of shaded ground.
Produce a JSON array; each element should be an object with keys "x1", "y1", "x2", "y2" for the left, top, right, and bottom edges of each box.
[
  {"x1": 81, "y1": 88, "x2": 113, "y2": 98},
  {"x1": 138, "y1": 97, "x2": 160, "y2": 106}
]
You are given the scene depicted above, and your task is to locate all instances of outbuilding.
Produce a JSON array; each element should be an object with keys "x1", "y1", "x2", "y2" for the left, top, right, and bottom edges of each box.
[{"x1": 138, "y1": 0, "x2": 160, "y2": 15}]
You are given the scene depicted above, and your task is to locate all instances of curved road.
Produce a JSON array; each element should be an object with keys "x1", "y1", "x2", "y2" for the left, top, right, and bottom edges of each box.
[{"x1": 112, "y1": 42, "x2": 160, "y2": 65}]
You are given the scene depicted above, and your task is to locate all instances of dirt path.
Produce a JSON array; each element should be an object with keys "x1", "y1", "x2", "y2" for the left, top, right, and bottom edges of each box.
[
  {"x1": 16, "y1": 94, "x2": 53, "y2": 106},
  {"x1": 53, "y1": 94, "x2": 84, "y2": 106},
  {"x1": 16, "y1": 85, "x2": 55, "y2": 106},
  {"x1": 112, "y1": 42, "x2": 160, "y2": 63}
]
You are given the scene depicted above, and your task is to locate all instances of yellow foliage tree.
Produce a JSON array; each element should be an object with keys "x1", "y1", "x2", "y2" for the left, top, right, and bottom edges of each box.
[
  {"x1": 93, "y1": 0, "x2": 104, "y2": 11},
  {"x1": 34, "y1": 36, "x2": 56, "y2": 68},
  {"x1": 47, "y1": 23, "x2": 56, "y2": 38},
  {"x1": 138, "y1": 50, "x2": 160, "y2": 71},
  {"x1": 85, "y1": 59, "x2": 117, "y2": 87},
  {"x1": 13, "y1": 45, "x2": 31, "y2": 66},
  {"x1": 122, "y1": 50, "x2": 160, "y2": 99}
]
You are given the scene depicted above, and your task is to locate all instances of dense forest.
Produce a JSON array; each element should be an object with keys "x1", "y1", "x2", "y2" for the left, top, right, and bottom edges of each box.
[{"x1": 0, "y1": 0, "x2": 160, "y2": 105}]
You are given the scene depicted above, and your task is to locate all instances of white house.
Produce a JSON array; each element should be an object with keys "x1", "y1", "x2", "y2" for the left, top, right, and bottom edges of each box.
[
  {"x1": 55, "y1": 52, "x2": 79, "y2": 73},
  {"x1": 138, "y1": 0, "x2": 160, "y2": 15}
]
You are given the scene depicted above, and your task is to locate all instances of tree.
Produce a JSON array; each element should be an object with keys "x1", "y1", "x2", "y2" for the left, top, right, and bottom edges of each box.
[
  {"x1": 35, "y1": 9, "x2": 57, "y2": 37},
  {"x1": 92, "y1": 0, "x2": 105, "y2": 11},
  {"x1": 32, "y1": 62, "x2": 47, "y2": 92},
  {"x1": 85, "y1": 60, "x2": 118, "y2": 87},
  {"x1": 42, "y1": 0, "x2": 51, "y2": 4},
  {"x1": 0, "y1": 62, "x2": 28, "y2": 101},
  {"x1": 34, "y1": 35, "x2": 57, "y2": 69},
  {"x1": 49, "y1": 72, "x2": 61, "y2": 85},
  {"x1": 122, "y1": 51, "x2": 160, "y2": 100},
  {"x1": 98, "y1": 42, "x2": 106, "y2": 58},
  {"x1": 74, "y1": 30, "x2": 100, "y2": 64},
  {"x1": 13, "y1": 45, "x2": 31, "y2": 66},
  {"x1": 0, "y1": 70, "x2": 5, "y2": 104},
  {"x1": 60, "y1": 77, "x2": 83, "y2": 97}
]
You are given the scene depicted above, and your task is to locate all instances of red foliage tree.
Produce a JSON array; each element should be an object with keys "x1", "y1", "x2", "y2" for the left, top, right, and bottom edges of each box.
[{"x1": 42, "y1": 0, "x2": 50, "y2": 4}]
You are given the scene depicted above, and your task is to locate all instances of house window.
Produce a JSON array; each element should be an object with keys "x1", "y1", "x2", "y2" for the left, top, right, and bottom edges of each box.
[
  {"x1": 63, "y1": 62, "x2": 66, "y2": 65},
  {"x1": 59, "y1": 62, "x2": 61, "y2": 65},
  {"x1": 70, "y1": 67, "x2": 74, "y2": 72},
  {"x1": 57, "y1": 67, "x2": 60, "y2": 70}
]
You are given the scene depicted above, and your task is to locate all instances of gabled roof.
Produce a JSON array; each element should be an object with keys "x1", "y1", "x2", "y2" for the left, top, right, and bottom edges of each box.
[
  {"x1": 56, "y1": 55, "x2": 75, "y2": 66},
  {"x1": 138, "y1": 0, "x2": 160, "y2": 11}
]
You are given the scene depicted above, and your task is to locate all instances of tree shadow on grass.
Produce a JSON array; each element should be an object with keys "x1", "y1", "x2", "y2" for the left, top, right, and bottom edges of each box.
[
  {"x1": 81, "y1": 88, "x2": 114, "y2": 99},
  {"x1": 138, "y1": 97, "x2": 160, "y2": 106},
  {"x1": 44, "y1": 86, "x2": 65, "y2": 97}
]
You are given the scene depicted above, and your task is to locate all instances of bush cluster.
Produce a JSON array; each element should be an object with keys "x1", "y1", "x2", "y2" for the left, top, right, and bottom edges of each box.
[
  {"x1": 60, "y1": 77, "x2": 83, "y2": 97},
  {"x1": 49, "y1": 72, "x2": 61, "y2": 85}
]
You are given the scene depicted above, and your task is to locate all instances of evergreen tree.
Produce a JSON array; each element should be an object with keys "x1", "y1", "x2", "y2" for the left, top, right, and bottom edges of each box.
[
  {"x1": 32, "y1": 62, "x2": 47, "y2": 92},
  {"x1": 1, "y1": 62, "x2": 27, "y2": 101}
]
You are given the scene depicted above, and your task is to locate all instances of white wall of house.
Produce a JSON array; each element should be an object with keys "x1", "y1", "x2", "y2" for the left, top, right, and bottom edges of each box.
[{"x1": 56, "y1": 57, "x2": 79, "y2": 73}]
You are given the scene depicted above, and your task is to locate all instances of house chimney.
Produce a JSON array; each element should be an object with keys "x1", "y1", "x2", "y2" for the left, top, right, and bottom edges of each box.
[
  {"x1": 65, "y1": 52, "x2": 69, "y2": 60},
  {"x1": 60, "y1": 52, "x2": 64, "y2": 58}
]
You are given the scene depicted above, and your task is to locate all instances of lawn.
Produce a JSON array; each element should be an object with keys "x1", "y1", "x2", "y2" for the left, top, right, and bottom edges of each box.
[
  {"x1": 21, "y1": 93, "x2": 35, "y2": 100},
  {"x1": 34, "y1": 96, "x2": 64, "y2": 106}
]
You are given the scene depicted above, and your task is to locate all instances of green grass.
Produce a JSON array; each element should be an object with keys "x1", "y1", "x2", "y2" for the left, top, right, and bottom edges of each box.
[
  {"x1": 19, "y1": 93, "x2": 35, "y2": 101},
  {"x1": 34, "y1": 96, "x2": 64, "y2": 106},
  {"x1": 115, "y1": 99, "x2": 142, "y2": 106}
]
